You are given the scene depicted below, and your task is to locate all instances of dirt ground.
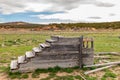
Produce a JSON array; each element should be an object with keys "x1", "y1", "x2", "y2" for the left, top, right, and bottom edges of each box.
[{"x1": 0, "y1": 66, "x2": 119, "y2": 80}]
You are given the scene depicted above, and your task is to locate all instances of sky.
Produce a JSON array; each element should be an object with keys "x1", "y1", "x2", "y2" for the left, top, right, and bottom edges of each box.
[{"x1": 0, "y1": 0, "x2": 120, "y2": 24}]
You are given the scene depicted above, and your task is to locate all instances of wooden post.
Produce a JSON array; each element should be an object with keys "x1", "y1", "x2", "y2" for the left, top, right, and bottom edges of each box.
[
  {"x1": 79, "y1": 36, "x2": 83, "y2": 68},
  {"x1": 91, "y1": 38, "x2": 94, "y2": 48},
  {"x1": 86, "y1": 40, "x2": 88, "y2": 48}
]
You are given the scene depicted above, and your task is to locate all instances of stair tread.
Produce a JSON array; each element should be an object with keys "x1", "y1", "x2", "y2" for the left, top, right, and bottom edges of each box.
[
  {"x1": 18, "y1": 56, "x2": 26, "y2": 64},
  {"x1": 10, "y1": 60, "x2": 18, "y2": 69},
  {"x1": 25, "y1": 51, "x2": 35, "y2": 58},
  {"x1": 40, "y1": 43, "x2": 50, "y2": 48},
  {"x1": 33, "y1": 47, "x2": 42, "y2": 52},
  {"x1": 46, "y1": 39, "x2": 57, "y2": 43}
]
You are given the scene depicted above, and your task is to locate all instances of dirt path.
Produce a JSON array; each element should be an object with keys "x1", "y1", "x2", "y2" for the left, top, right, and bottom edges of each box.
[{"x1": 0, "y1": 73, "x2": 8, "y2": 80}]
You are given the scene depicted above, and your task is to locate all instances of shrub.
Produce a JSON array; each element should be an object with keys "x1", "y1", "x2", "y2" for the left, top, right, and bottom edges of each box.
[{"x1": 21, "y1": 74, "x2": 29, "y2": 79}]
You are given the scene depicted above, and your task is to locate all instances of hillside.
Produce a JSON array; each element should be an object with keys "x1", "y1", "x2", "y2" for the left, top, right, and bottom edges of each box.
[
  {"x1": 0, "y1": 21, "x2": 46, "y2": 29},
  {"x1": 52, "y1": 21, "x2": 120, "y2": 29},
  {"x1": 0, "y1": 21, "x2": 120, "y2": 30}
]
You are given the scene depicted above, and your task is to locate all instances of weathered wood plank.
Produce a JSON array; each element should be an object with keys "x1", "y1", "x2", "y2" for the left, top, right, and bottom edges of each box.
[
  {"x1": 84, "y1": 61, "x2": 120, "y2": 68},
  {"x1": 96, "y1": 52, "x2": 120, "y2": 56},
  {"x1": 10, "y1": 60, "x2": 18, "y2": 70},
  {"x1": 46, "y1": 39, "x2": 57, "y2": 43},
  {"x1": 40, "y1": 43, "x2": 50, "y2": 48},
  {"x1": 25, "y1": 51, "x2": 35, "y2": 58},
  {"x1": 94, "y1": 56, "x2": 111, "y2": 59},
  {"x1": 84, "y1": 65, "x2": 115, "y2": 75},
  {"x1": 32, "y1": 47, "x2": 42, "y2": 53},
  {"x1": 18, "y1": 56, "x2": 25, "y2": 64}
]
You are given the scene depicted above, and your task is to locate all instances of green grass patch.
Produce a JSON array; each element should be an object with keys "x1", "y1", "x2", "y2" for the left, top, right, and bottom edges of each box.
[
  {"x1": 0, "y1": 66, "x2": 10, "y2": 73},
  {"x1": 101, "y1": 77, "x2": 106, "y2": 80},
  {"x1": 89, "y1": 66, "x2": 97, "y2": 70},
  {"x1": 72, "y1": 66, "x2": 80, "y2": 69},
  {"x1": 0, "y1": 31, "x2": 120, "y2": 65},
  {"x1": 55, "y1": 75, "x2": 74, "y2": 80},
  {"x1": 74, "y1": 75, "x2": 83, "y2": 80},
  {"x1": 103, "y1": 71, "x2": 117, "y2": 78},
  {"x1": 32, "y1": 71, "x2": 40, "y2": 78},
  {"x1": 61, "y1": 68, "x2": 74, "y2": 73},
  {"x1": 34, "y1": 66, "x2": 75, "y2": 74},
  {"x1": 21, "y1": 74, "x2": 29, "y2": 79},
  {"x1": 85, "y1": 76, "x2": 97, "y2": 80},
  {"x1": 8, "y1": 72, "x2": 22, "y2": 79}
]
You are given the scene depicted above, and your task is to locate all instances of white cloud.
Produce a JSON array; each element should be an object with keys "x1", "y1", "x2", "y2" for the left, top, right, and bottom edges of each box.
[
  {"x1": 24, "y1": 3, "x2": 52, "y2": 12},
  {"x1": 0, "y1": 0, "x2": 115, "y2": 14},
  {"x1": 0, "y1": 0, "x2": 120, "y2": 23},
  {"x1": 37, "y1": 0, "x2": 120, "y2": 22}
]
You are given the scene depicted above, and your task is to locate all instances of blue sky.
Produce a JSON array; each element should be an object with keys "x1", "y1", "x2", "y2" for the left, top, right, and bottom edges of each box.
[
  {"x1": 0, "y1": 11, "x2": 65, "y2": 23},
  {"x1": 0, "y1": 0, "x2": 120, "y2": 24}
]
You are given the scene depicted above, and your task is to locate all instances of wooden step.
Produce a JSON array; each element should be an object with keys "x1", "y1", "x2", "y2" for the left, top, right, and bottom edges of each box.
[
  {"x1": 10, "y1": 60, "x2": 18, "y2": 70},
  {"x1": 18, "y1": 56, "x2": 26, "y2": 64},
  {"x1": 25, "y1": 51, "x2": 35, "y2": 58},
  {"x1": 32, "y1": 47, "x2": 42, "y2": 53},
  {"x1": 40, "y1": 43, "x2": 50, "y2": 48},
  {"x1": 46, "y1": 39, "x2": 57, "y2": 43}
]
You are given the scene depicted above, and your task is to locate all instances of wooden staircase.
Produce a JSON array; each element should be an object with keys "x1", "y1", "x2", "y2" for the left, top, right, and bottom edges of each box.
[{"x1": 10, "y1": 36, "x2": 94, "y2": 72}]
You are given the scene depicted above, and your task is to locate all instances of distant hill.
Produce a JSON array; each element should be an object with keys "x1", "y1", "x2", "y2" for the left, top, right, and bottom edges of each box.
[
  {"x1": 2, "y1": 21, "x2": 30, "y2": 25},
  {"x1": 52, "y1": 21, "x2": 120, "y2": 29},
  {"x1": 0, "y1": 21, "x2": 120, "y2": 29},
  {"x1": 0, "y1": 21, "x2": 46, "y2": 28}
]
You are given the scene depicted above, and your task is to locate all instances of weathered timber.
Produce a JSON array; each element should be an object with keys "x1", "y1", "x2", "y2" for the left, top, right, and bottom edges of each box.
[
  {"x1": 84, "y1": 65, "x2": 115, "y2": 75},
  {"x1": 18, "y1": 56, "x2": 26, "y2": 64},
  {"x1": 40, "y1": 43, "x2": 50, "y2": 48},
  {"x1": 10, "y1": 36, "x2": 94, "y2": 72},
  {"x1": 25, "y1": 51, "x2": 35, "y2": 58},
  {"x1": 79, "y1": 73, "x2": 87, "y2": 80},
  {"x1": 18, "y1": 59, "x2": 79, "y2": 72},
  {"x1": 94, "y1": 56, "x2": 112, "y2": 59},
  {"x1": 10, "y1": 60, "x2": 18, "y2": 70},
  {"x1": 84, "y1": 61, "x2": 120, "y2": 68},
  {"x1": 46, "y1": 39, "x2": 57, "y2": 43},
  {"x1": 32, "y1": 47, "x2": 42, "y2": 53},
  {"x1": 96, "y1": 52, "x2": 120, "y2": 56}
]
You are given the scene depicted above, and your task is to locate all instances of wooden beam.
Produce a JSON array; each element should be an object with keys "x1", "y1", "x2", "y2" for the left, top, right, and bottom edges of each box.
[
  {"x1": 84, "y1": 61, "x2": 120, "y2": 68},
  {"x1": 79, "y1": 73, "x2": 87, "y2": 80},
  {"x1": 84, "y1": 65, "x2": 116, "y2": 75},
  {"x1": 96, "y1": 52, "x2": 120, "y2": 56},
  {"x1": 94, "y1": 56, "x2": 112, "y2": 59}
]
